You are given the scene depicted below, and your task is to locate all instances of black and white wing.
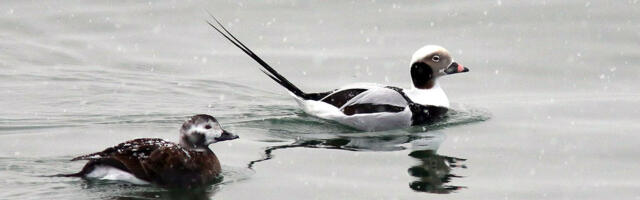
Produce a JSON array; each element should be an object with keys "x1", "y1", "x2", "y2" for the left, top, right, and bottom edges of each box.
[
  {"x1": 62, "y1": 138, "x2": 177, "y2": 179},
  {"x1": 319, "y1": 85, "x2": 410, "y2": 116},
  {"x1": 71, "y1": 138, "x2": 173, "y2": 161}
]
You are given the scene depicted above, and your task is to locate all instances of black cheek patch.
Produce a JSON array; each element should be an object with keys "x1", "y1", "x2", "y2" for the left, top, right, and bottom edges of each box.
[
  {"x1": 188, "y1": 132, "x2": 206, "y2": 147},
  {"x1": 411, "y1": 62, "x2": 434, "y2": 89}
]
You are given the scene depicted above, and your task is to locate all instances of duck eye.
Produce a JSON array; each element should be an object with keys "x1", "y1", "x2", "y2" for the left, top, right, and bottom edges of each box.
[
  {"x1": 431, "y1": 55, "x2": 440, "y2": 62},
  {"x1": 205, "y1": 125, "x2": 212, "y2": 129}
]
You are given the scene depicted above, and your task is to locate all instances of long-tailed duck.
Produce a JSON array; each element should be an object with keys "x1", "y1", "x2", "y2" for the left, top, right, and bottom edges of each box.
[
  {"x1": 59, "y1": 114, "x2": 238, "y2": 187},
  {"x1": 207, "y1": 17, "x2": 469, "y2": 131}
]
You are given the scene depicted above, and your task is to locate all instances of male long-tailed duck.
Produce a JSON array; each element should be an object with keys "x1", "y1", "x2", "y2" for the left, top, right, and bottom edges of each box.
[
  {"x1": 60, "y1": 114, "x2": 238, "y2": 187},
  {"x1": 207, "y1": 17, "x2": 469, "y2": 131}
]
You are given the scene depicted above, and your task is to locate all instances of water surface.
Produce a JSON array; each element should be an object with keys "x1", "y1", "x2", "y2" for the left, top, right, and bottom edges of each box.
[{"x1": 1, "y1": 0, "x2": 639, "y2": 199}]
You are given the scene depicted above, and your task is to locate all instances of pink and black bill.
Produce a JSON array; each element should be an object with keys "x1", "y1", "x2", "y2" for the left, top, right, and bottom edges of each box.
[{"x1": 444, "y1": 62, "x2": 469, "y2": 75}]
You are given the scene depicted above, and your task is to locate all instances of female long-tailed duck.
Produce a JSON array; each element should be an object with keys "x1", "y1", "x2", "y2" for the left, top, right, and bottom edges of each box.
[
  {"x1": 207, "y1": 17, "x2": 469, "y2": 131},
  {"x1": 60, "y1": 114, "x2": 238, "y2": 187}
]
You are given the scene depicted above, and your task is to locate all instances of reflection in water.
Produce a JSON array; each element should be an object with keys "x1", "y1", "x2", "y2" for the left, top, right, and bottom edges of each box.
[
  {"x1": 248, "y1": 132, "x2": 468, "y2": 194},
  {"x1": 248, "y1": 135, "x2": 410, "y2": 168},
  {"x1": 407, "y1": 137, "x2": 467, "y2": 194},
  {"x1": 242, "y1": 107, "x2": 486, "y2": 194},
  {"x1": 79, "y1": 177, "x2": 220, "y2": 200},
  {"x1": 111, "y1": 186, "x2": 217, "y2": 200}
]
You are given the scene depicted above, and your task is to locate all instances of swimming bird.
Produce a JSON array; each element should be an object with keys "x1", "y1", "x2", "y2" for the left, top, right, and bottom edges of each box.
[
  {"x1": 207, "y1": 17, "x2": 469, "y2": 131},
  {"x1": 59, "y1": 114, "x2": 238, "y2": 187}
]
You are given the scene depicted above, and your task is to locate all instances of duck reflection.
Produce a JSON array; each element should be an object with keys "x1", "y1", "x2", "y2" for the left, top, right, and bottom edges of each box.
[
  {"x1": 111, "y1": 186, "x2": 216, "y2": 200},
  {"x1": 79, "y1": 178, "x2": 219, "y2": 200},
  {"x1": 407, "y1": 137, "x2": 466, "y2": 194},
  {"x1": 248, "y1": 131, "x2": 467, "y2": 194}
]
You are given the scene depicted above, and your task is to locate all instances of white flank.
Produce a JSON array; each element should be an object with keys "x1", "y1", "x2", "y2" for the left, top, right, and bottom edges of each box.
[
  {"x1": 289, "y1": 82, "x2": 450, "y2": 131},
  {"x1": 290, "y1": 84, "x2": 411, "y2": 131},
  {"x1": 85, "y1": 165, "x2": 150, "y2": 185}
]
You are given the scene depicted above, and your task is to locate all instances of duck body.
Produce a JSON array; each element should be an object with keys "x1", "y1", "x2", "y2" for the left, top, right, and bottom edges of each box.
[
  {"x1": 292, "y1": 83, "x2": 450, "y2": 131},
  {"x1": 60, "y1": 114, "x2": 238, "y2": 188},
  {"x1": 69, "y1": 138, "x2": 221, "y2": 187},
  {"x1": 207, "y1": 17, "x2": 468, "y2": 131}
]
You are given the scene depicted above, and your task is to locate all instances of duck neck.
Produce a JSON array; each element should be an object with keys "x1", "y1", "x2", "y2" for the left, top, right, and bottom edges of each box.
[
  {"x1": 411, "y1": 79, "x2": 438, "y2": 90},
  {"x1": 179, "y1": 137, "x2": 210, "y2": 152},
  {"x1": 406, "y1": 82, "x2": 449, "y2": 108},
  {"x1": 413, "y1": 79, "x2": 435, "y2": 89}
]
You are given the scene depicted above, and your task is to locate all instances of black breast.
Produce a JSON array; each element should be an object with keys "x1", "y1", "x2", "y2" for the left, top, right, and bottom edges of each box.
[
  {"x1": 384, "y1": 86, "x2": 449, "y2": 125},
  {"x1": 408, "y1": 104, "x2": 449, "y2": 126}
]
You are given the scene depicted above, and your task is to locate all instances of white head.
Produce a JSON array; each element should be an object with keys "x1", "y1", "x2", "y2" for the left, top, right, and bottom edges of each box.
[
  {"x1": 410, "y1": 45, "x2": 469, "y2": 89},
  {"x1": 179, "y1": 114, "x2": 238, "y2": 149}
]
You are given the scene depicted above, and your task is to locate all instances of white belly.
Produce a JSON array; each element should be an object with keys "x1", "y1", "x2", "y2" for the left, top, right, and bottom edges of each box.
[{"x1": 85, "y1": 165, "x2": 150, "y2": 185}]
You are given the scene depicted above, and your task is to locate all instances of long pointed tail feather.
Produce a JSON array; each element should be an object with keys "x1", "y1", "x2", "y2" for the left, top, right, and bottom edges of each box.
[{"x1": 206, "y1": 15, "x2": 308, "y2": 98}]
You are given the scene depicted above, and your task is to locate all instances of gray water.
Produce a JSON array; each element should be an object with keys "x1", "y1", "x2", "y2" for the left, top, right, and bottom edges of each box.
[{"x1": 1, "y1": 0, "x2": 639, "y2": 199}]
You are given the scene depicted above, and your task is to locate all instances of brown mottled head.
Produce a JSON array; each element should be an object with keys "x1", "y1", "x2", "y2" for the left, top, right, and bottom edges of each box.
[
  {"x1": 179, "y1": 114, "x2": 238, "y2": 149},
  {"x1": 410, "y1": 45, "x2": 469, "y2": 89}
]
